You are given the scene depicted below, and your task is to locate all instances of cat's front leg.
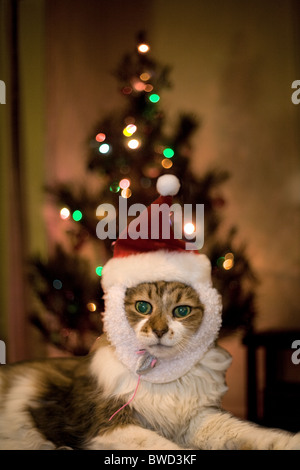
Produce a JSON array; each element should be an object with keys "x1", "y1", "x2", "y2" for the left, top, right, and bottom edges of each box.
[
  {"x1": 185, "y1": 409, "x2": 300, "y2": 450},
  {"x1": 86, "y1": 425, "x2": 183, "y2": 450}
]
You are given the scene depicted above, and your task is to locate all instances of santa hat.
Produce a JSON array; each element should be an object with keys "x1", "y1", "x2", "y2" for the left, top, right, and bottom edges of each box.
[{"x1": 101, "y1": 174, "x2": 222, "y2": 383}]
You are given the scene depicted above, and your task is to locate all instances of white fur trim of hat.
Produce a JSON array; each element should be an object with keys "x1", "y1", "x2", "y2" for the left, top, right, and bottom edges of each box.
[{"x1": 101, "y1": 250, "x2": 222, "y2": 384}]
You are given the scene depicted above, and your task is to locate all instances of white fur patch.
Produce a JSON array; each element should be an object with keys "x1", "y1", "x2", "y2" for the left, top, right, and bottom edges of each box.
[{"x1": 90, "y1": 344, "x2": 138, "y2": 397}]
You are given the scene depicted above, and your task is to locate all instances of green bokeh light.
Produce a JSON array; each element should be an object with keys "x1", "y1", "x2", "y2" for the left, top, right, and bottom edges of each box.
[
  {"x1": 96, "y1": 266, "x2": 103, "y2": 276},
  {"x1": 149, "y1": 94, "x2": 160, "y2": 103},
  {"x1": 216, "y1": 256, "x2": 225, "y2": 268},
  {"x1": 110, "y1": 182, "x2": 120, "y2": 193},
  {"x1": 163, "y1": 148, "x2": 174, "y2": 158},
  {"x1": 72, "y1": 210, "x2": 83, "y2": 222}
]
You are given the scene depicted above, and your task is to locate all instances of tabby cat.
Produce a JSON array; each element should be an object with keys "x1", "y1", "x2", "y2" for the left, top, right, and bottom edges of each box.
[{"x1": 0, "y1": 281, "x2": 299, "y2": 450}]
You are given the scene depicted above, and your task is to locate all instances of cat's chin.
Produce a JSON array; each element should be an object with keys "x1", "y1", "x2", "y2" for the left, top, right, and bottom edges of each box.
[{"x1": 146, "y1": 343, "x2": 178, "y2": 359}]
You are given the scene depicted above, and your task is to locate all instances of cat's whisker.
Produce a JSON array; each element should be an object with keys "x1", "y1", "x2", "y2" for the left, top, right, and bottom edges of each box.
[{"x1": 175, "y1": 341, "x2": 190, "y2": 354}]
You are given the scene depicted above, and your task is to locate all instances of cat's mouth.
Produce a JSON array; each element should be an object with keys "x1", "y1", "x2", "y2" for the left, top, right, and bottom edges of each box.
[
  {"x1": 148, "y1": 340, "x2": 172, "y2": 349},
  {"x1": 147, "y1": 342, "x2": 174, "y2": 357}
]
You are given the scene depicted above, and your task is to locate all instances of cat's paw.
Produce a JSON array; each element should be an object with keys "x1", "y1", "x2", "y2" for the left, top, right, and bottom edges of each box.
[
  {"x1": 38, "y1": 441, "x2": 56, "y2": 450},
  {"x1": 283, "y1": 433, "x2": 300, "y2": 450}
]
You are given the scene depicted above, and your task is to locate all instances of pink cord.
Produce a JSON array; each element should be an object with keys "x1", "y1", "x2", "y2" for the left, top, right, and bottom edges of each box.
[
  {"x1": 136, "y1": 349, "x2": 146, "y2": 355},
  {"x1": 151, "y1": 358, "x2": 157, "y2": 368},
  {"x1": 108, "y1": 375, "x2": 141, "y2": 421}
]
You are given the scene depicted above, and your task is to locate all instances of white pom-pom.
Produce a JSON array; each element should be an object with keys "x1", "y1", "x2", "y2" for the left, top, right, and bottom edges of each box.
[{"x1": 156, "y1": 174, "x2": 180, "y2": 196}]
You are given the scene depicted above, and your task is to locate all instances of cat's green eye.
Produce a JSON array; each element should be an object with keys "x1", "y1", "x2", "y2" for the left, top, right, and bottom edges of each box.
[
  {"x1": 173, "y1": 305, "x2": 191, "y2": 318},
  {"x1": 135, "y1": 301, "x2": 152, "y2": 315}
]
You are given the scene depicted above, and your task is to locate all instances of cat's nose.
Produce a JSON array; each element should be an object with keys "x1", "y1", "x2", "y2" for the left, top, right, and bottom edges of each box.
[{"x1": 153, "y1": 327, "x2": 169, "y2": 338}]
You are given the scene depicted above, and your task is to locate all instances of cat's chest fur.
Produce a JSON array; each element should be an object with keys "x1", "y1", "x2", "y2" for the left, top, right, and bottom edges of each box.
[
  {"x1": 91, "y1": 341, "x2": 230, "y2": 443},
  {"x1": 0, "y1": 337, "x2": 231, "y2": 449}
]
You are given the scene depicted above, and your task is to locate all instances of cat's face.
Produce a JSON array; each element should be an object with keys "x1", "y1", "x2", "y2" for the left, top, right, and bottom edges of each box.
[{"x1": 124, "y1": 281, "x2": 204, "y2": 359}]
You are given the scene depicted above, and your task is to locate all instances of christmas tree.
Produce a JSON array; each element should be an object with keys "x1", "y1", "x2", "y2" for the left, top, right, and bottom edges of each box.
[{"x1": 30, "y1": 32, "x2": 257, "y2": 356}]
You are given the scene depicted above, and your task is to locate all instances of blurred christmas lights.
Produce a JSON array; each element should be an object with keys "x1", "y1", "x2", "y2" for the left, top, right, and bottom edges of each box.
[
  {"x1": 184, "y1": 223, "x2": 195, "y2": 235},
  {"x1": 95, "y1": 266, "x2": 103, "y2": 276},
  {"x1": 132, "y1": 80, "x2": 145, "y2": 92},
  {"x1": 72, "y1": 210, "x2": 83, "y2": 222},
  {"x1": 53, "y1": 279, "x2": 63, "y2": 290},
  {"x1": 216, "y1": 253, "x2": 235, "y2": 270},
  {"x1": 217, "y1": 256, "x2": 225, "y2": 268},
  {"x1": 122, "y1": 86, "x2": 132, "y2": 95},
  {"x1": 143, "y1": 163, "x2": 161, "y2": 178},
  {"x1": 87, "y1": 302, "x2": 97, "y2": 312},
  {"x1": 149, "y1": 94, "x2": 160, "y2": 103},
  {"x1": 223, "y1": 253, "x2": 234, "y2": 270},
  {"x1": 95, "y1": 133, "x2": 106, "y2": 142},
  {"x1": 123, "y1": 124, "x2": 137, "y2": 136},
  {"x1": 140, "y1": 72, "x2": 151, "y2": 81},
  {"x1": 109, "y1": 182, "x2": 120, "y2": 193},
  {"x1": 119, "y1": 178, "x2": 130, "y2": 189},
  {"x1": 137, "y1": 43, "x2": 150, "y2": 53},
  {"x1": 163, "y1": 148, "x2": 174, "y2": 158},
  {"x1": 28, "y1": 32, "x2": 256, "y2": 356},
  {"x1": 128, "y1": 139, "x2": 140, "y2": 149},
  {"x1": 60, "y1": 207, "x2": 70, "y2": 220},
  {"x1": 144, "y1": 84, "x2": 154, "y2": 92},
  {"x1": 223, "y1": 259, "x2": 234, "y2": 270},
  {"x1": 121, "y1": 188, "x2": 132, "y2": 198},
  {"x1": 161, "y1": 158, "x2": 173, "y2": 169},
  {"x1": 99, "y1": 143, "x2": 110, "y2": 154}
]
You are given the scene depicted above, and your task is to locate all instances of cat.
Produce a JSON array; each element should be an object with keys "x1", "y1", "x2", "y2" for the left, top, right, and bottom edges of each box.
[{"x1": 0, "y1": 280, "x2": 299, "y2": 450}]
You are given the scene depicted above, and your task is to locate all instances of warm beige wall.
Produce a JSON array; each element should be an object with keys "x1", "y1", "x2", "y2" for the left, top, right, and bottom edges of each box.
[{"x1": 151, "y1": 0, "x2": 300, "y2": 332}]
